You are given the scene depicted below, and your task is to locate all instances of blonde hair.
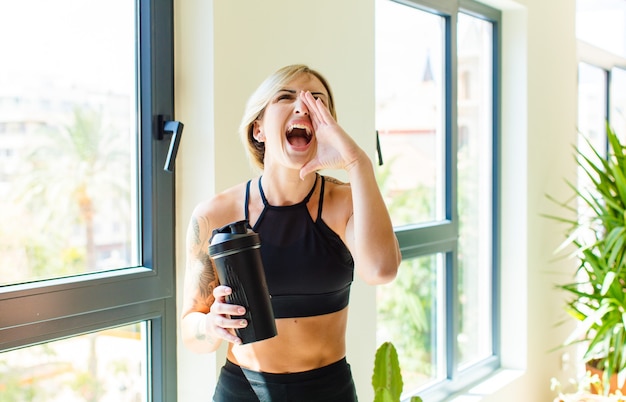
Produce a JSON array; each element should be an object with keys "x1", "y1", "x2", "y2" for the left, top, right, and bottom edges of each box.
[{"x1": 239, "y1": 64, "x2": 336, "y2": 171}]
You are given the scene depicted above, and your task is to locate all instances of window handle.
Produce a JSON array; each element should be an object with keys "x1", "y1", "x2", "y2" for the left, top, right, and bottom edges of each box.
[
  {"x1": 158, "y1": 115, "x2": 184, "y2": 172},
  {"x1": 376, "y1": 130, "x2": 384, "y2": 166}
]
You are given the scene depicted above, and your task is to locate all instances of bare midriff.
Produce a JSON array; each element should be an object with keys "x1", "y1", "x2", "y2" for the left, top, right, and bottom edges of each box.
[{"x1": 226, "y1": 308, "x2": 348, "y2": 373}]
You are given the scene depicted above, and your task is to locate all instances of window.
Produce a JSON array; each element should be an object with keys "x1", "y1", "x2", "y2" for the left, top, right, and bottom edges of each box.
[
  {"x1": 375, "y1": 0, "x2": 501, "y2": 399},
  {"x1": 0, "y1": 1, "x2": 178, "y2": 400},
  {"x1": 576, "y1": 0, "x2": 626, "y2": 152},
  {"x1": 577, "y1": 63, "x2": 608, "y2": 158}
]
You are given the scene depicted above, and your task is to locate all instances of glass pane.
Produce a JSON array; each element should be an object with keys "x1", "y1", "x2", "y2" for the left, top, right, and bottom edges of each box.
[
  {"x1": 610, "y1": 67, "x2": 626, "y2": 140},
  {"x1": 0, "y1": 322, "x2": 148, "y2": 401},
  {"x1": 578, "y1": 63, "x2": 607, "y2": 162},
  {"x1": 577, "y1": 0, "x2": 626, "y2": 58},
  {"x1": 577, "y1": 63, "x2": 607, "y2": 245},
  {"x1": 0, "y1": 0, "x2": 139, "y2": 285},
  {"x1": 456, "y1": 13, "x2": 494, "y2": 368},
  {"x1": 375, "y1": 0, "x2": 446, "y2": 226},
  {"x1": 376, "y1": 255, "x2": 445, "y2": 394}
]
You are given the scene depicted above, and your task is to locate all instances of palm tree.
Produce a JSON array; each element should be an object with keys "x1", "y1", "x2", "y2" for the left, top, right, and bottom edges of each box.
[{"x1": 14, "y1": 106, "x2": 130, "y2": 277}]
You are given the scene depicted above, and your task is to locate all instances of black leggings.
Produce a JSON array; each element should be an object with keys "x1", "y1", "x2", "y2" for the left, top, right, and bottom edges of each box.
[{"x1": 213, "y1": 358, "x2": 358, "y2": 402}]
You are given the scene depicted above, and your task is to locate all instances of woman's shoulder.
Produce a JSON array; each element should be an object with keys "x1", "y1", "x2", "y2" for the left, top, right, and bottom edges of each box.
[
  {"x1": 191, "y1": 180, "x2": 252, "y2": 230},
  {"x1": 322, "y1": 175, "x2": 351, "y2": 199},
  {"x1": 320, "y1": 174, "x2": 353, "y2": 220}
]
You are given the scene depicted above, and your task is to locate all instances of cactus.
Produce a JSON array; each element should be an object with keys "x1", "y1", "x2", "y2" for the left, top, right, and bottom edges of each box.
[{"x1": 372, "y1": 341, "x2": 423, "y2": 402}]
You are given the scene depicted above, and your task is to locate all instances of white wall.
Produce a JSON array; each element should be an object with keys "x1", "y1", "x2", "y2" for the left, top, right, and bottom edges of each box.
[{"x1": 175, "y1": 0, "x2": 581, "y2": 401}]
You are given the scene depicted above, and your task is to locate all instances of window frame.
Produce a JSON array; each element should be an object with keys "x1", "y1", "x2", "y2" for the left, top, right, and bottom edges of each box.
[
  {"x1": 377, "y1": 0, "x2": 501, "y2": 399},
  {"x1": 0, "y1": 0, "x2": 178, "y2": 400}
]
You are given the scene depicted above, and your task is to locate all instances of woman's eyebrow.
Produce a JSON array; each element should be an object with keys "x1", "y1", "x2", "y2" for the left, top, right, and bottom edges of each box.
[{"x1": 277, "y1": 88, "x2": 328, "y2": 99}]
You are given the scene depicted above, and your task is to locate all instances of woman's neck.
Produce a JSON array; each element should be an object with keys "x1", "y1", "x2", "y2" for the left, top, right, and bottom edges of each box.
[{"x1": 260, "y1": 170, "x2": 317, "y2": 206}]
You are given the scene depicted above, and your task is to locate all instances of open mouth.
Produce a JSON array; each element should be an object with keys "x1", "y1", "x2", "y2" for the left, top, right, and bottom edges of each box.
[{"x1": 286, "y1": 124, "x2": 313, "y2": 148}]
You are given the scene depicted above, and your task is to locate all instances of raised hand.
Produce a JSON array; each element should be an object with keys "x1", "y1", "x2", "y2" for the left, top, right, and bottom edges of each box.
[{"x1": 299, "y1": 91, "x2": 365, "y2": 179}]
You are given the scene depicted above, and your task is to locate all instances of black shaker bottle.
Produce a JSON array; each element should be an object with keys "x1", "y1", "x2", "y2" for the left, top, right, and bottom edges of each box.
[{"x1": 208, "y1": 220, "x2": 277, "y2": 344}]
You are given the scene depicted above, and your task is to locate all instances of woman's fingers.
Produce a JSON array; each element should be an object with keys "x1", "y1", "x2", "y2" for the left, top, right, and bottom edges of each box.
[
  {"x1": 212, "y1": 285, "x2": 246, "y2": 315},
  {"x1": 212, "y1": 284, "x2": 232, "y2": 300},
  {"x1": 210, "y1": 285, "x2": 247, "y2": 344},
  {"x1": 214, "y1": 326, "x2": 243, "y2": 345},
  {"x1": 301, "y1": 91, "x2": 331, "y2": 127},
  {"x1": 215, "y1": 315, "x2": 248, "y2": 329}
]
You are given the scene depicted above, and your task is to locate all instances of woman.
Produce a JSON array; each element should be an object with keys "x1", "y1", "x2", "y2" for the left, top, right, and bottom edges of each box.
[{"x1": 181, "y1": 64, "x2": 401, "y2": 401}]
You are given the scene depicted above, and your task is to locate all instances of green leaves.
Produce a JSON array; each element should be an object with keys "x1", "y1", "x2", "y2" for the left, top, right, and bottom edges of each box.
[{"x1": 551, "y1": 124, "x2": 626, "y2": 394}]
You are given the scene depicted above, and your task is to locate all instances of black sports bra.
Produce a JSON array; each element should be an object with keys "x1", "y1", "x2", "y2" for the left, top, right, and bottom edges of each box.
[{"x1": 244, "y1": 174, "x2": 354, "y2": 319}]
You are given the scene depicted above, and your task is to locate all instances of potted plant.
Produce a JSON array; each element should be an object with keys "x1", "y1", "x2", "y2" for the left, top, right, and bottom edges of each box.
[{"x1": 549, "y1": 124, "x2": 626, "y2": 395}]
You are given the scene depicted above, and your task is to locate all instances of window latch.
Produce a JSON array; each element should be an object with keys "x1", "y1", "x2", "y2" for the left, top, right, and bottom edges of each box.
[
  {"x1": 376, "y1": 130, "x2": 384, "y2": 166},
  {"x1": 158, "y1": 115, "x2": 184, "y2": 173}
]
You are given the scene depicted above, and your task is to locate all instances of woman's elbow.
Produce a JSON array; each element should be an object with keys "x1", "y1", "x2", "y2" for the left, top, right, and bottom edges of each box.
[{"x1": 358, "y1": 252, "x2": 401, "y2": 285}]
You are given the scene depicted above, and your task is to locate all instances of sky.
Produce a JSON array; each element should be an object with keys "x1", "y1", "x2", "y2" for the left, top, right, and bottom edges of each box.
[{"x1": 0, "y1": 0, "x2": 135, "y2": 95}]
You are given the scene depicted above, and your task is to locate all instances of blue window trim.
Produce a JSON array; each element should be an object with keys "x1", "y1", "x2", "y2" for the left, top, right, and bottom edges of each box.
[
  {"x1": 383, "y1": 0, "x2": 501, "y2": 400},
  {"x1": 0, "y1": 0, "x2": 177, "y2": 400}
]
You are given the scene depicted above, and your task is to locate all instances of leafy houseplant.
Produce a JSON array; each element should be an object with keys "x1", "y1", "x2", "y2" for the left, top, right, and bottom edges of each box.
[
  {"x1": 550, "y1": 124, "x2": 626, "y2": 395},
  {"x1": 372, "y1": 342, "x2": 422, "y2": 402}
]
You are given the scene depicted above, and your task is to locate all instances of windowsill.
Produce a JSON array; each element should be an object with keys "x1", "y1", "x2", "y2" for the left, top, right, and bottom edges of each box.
[{"x1": 447, "y1": 369, "x2": 525, "y2": 401}]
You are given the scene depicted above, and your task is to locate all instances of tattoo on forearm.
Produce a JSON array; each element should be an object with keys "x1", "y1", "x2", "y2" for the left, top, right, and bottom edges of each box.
[
  {"x1": 190, "y1": 256, "x2": 216, "y2": 311},
  {"x1": 192, "y1": 217, "x2": 201, "y2": 246},
  {"x1": 198, "y1": 256, "x2": 216, "y2": 301},
  {"x1": 189, "y1": 213, "x2": 218, "y2": 310}
]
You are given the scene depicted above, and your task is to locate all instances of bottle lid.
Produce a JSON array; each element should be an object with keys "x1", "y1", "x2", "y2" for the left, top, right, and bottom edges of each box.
[{"x1": 208, "y1": 220, "x2": 260, "y2": 257}]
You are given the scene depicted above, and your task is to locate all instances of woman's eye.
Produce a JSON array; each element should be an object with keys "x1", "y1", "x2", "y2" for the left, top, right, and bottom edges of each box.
[
  {"x1": 312, "y1": 95, "x2": 327, "y2": 105},
  {"x1": 276, "y1": 94, "x2": 293, "y2": 101}
]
